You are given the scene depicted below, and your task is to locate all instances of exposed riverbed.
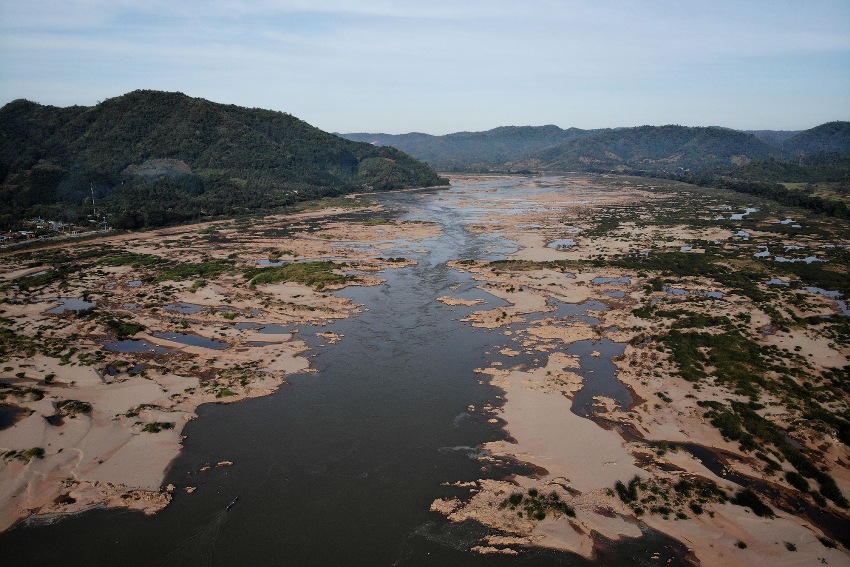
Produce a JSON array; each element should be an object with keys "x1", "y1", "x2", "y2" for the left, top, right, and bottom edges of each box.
[{"x1": 2, "y1": 175, "x2": 847, "y2": 566}]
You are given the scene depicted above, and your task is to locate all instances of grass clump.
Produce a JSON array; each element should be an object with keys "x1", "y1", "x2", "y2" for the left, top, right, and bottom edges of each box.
[
  {"x1": 730, "y1": 488, "x2": 774, "y2": 517},
  {"x1": 245, "y1": 261, "x2": 352, "y2": 290},
  {"x1": 498, "y1": 489, "x2": 576, "y2": 521},
  {"x1": 615, "y1": 476, "x2": 642, "y2": 504},
  {"x1": 105, "y1": 318, "x2": 145, "y2": 338},
  {"x1": 14, "y1": 269, "x2": 66, "y2": 291},
  {"x1": 56, "y1": 399, "x2": 92, "y2": 416},
  {"x1": 0, "y1": 385, "x2": 45, "y2": 402},
  {"x1": 215, "y1": 388, "x2": 237, "y2": 398},
  {"x1": 785, "y1": 471, "x2": 810, "y2": 493},
  {"x1": 614, "y1": 475, "x2": 727, "y2": 519},
  {"x1": 142, "y1": 422, "x2": 175, "y2": 433},
  {"x1": 4, "y1": 447, "x2": 45, "y2": 462}
]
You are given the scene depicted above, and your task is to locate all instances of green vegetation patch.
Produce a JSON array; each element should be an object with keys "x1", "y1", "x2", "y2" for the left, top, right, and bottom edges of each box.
[
  {"x1": 56, "y1": 399, "x2": 92, "y2": 416},
  {"x1": 142, "y1": 421, "x2": 175, "y2": 433},
  {"x1": 245, "y1": 261, "x2": 352, "y2": 289},
  {"x1": 776, "y1": 258, "x2": 850, "y2": 295},
  {"x1": 613, "y1": 475, "x2": 727, "y2": 519},
  {"x1": 0, "y1": 384, "x2": 44, "y2": 402},
  {"x1": 104, "y1": 318, "x2": 145, "y2": 339},
  {"x1": 660, "y1": 329, "x2": 769, "y2": 396},
  {"x1": 698, "y1": 400, "x2": 849, "y2": 508},
  {"x1": 125, "y1": 404, "x2": 162, "y2": 418},
  {"x1": 3, "y1": 447, "x2": 45, "y2": 462},
  {"x1": 608, "y1": 251, "x2": 769, "y2": 302},
  {"x1": 215, "y1": 388, "x2": 237, "y2": 398},
  {"x1": 730, "y1": 488, "x2": 774, "y2": 517},
  {"x1": 13, "y1": 269, "x2": 66, "y2": 291},
  {"x1": 498, "y1": 488, "x2": 576, "y2": 521},
  {"x1": 486, "y1": 259, "x2": 585, "y2": 275}
]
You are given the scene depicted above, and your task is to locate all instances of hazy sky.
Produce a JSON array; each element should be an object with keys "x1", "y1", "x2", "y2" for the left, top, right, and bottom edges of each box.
[{"x1": 1, "y1": 1, "x2": 848, "y2": 134}]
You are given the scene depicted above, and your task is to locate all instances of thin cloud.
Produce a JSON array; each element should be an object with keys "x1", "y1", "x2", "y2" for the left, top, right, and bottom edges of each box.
[{"x1": 1, "y1": 0, "x2": 847, "y2": 132}]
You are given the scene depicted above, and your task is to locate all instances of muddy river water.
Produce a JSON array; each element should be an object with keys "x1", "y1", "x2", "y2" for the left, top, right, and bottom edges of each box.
[{"x1": 2, "y1": 178, "x2": 688, "y2": 565}]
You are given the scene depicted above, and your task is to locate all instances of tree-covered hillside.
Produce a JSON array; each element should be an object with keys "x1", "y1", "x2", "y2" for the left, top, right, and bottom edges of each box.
[
  {"x1": 522, "y1": 125, "x2": 781, "y2": 173},
  {"x1": 0, "y1": 91, "x2": 447, "y2": 229},
  {"x1": 345, "y1": 122, "x2": 850, "y2": 178},
  {"x1": 738, "y1": 123, "x2": 850, "y2": 180},
  {"x1": 342, "y1": 125, "x2": 603, "y2": 171},
  {"x1": 782, "y1": 121, "x2": 850, "y2": 157},
  {"x1": 744, "y1": 129, "x2": 801, "y2": 146},
  {"x1": 344, "y1": 120, "x2": 850, "y2": 218}
]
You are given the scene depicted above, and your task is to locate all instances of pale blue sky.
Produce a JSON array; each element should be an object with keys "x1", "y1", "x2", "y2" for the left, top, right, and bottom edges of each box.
[{"x1": 1, "y1": 1, "x2": 848, "y2": 134}]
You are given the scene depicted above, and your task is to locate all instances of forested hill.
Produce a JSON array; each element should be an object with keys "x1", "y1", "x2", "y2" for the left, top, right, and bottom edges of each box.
[
  {"x1": 522, "y1": 125, "x2": 781, "y2": 173},
  {"x1": 343, "y1": 122, "x2": 850, "y2": 175},
  {"x1": 0, "y1": 90, "x2": 447, "y2": 229},
  {"x1": 782, "y1": 121, "x2": 850, "y2": 156},
  {"x1": 342, "y1": 126, "x2": 606, "y2": 171}
]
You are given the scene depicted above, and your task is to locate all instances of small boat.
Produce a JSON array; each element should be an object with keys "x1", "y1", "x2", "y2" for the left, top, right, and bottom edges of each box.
[{"x1": 226, "y1": 497, "x2": 238, "y2": 511}]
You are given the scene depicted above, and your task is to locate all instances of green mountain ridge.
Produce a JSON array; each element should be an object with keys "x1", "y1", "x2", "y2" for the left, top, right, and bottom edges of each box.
[
  {"x1": 782, "y1": 121, "x2": 850, "y2": 156},
  {"x1": 0, "y1": 90, "x2": 446, "y2": 229},
  {"x1": 342, "y1": 126, "x2": 606, "y2": 171},
  {"x1": 521, "y1": 125, "x2": 782, "y2": 173},
  {"x1": 341, "y1": 122, "x2": 850, "y2": 175}
]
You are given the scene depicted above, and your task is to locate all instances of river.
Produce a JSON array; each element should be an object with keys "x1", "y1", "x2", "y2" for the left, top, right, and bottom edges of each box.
[{"x1": 2, "y1": 177, "x2": 689, "y2": 566}]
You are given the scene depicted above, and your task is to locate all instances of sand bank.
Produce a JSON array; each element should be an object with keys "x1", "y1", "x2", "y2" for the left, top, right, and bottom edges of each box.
[
  {"x1": 0, "y1": 203, "x2": 441, "y2": 531},
  {"x1": 430, "y1": 174, "x2": 850, "y2": 565}
]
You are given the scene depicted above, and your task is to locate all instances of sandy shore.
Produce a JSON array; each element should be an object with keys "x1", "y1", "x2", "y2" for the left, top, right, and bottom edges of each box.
[
  {"x1": 3, "y1": 175, "x2": 848, "y2": 566},
  {"x1": 0, "y1": 202, "x2": 440, "y2": 531},
  {"x1": 430, "y1": 174, "x2": 850, "y2": 565}
]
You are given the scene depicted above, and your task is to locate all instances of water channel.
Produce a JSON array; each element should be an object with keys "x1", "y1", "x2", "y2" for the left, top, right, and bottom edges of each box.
[{"x1": 2, "y1": 177, "x2": 689, "y2": 566}]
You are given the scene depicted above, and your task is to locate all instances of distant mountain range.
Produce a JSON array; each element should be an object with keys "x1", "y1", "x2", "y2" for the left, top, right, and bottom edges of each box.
[
  {"x1": 342, "y1": 122, "x2": 850, "y2": 175},
  {"x1": 342, "y1": 126, "x2": 601, "y2": 172},
  {"x1": 0, "y1": 90, "x2": 446, "y2": 229},
  {"x1": 2, "y1": 89, "x2": 846, "y2": 231}
]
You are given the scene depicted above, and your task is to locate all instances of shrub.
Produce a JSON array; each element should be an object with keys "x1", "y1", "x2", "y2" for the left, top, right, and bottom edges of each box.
[
  {"x1": 615, "y1": 476, "x2": 642, "y2": 504},
  {"x1": 731, "y1": 489, "x2": 774, "y2": 518},
  {"x1": 56, "y1": 399, "x2": 92, "y2": 416},
  {"x1": 785, "y1": 471, "x2": 810, "y2": 493},
  {"x1": 142, "y1": 422, "x2": 175, "y2": 433},
  {"x1": 21, "y1": 447, "x2": 45, "y2": 461}
]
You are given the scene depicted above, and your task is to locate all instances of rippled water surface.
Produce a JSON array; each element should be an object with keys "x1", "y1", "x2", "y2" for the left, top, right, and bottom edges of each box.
[{"x1": 2, "y1": 178, "x2": 689, "y2": 566}]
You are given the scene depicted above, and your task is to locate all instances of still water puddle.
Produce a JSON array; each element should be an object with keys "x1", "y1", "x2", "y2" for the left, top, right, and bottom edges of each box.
[
  {"x1": 234, "y1": 322, "x2": 291, "y2": 334},
  {"x1": 566, "y1": 339, "x2": 631, "y2": 416},
  {"x1": 806, "y1": 287, "x2": 850, "y2": 316},
  {"x1": 592, "y1": 276, "x2": 631, "y2": 285},
  {"x1": 547, "y1": 238, "x2": 576, "y2": 250},
  {"x1": 102, "y1": 339, "x2": 174, "y2": 354},
  {"x1": 730, "y1": 207, "x2": 758, "y2": 220},
  {"x1": 164, "y1": 302, "x2": 204, "y2": 314},
  {"x1": 152, "y1": 332, "x2": 229, "y2": 350},
  {"x1": 45, "y1": 297, "x2": 95, "y2": 314}
]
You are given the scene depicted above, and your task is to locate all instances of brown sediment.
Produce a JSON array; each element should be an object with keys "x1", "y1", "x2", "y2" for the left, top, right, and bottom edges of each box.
[
  {"x1": 0, "y1": 202, "x2": 442, "y2": 532},
  {"x1": 429, "y1": 174, "x2": 850, "y2": 566}
]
